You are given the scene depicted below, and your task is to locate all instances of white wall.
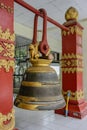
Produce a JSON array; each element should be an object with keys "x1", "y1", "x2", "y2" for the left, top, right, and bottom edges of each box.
[{"x1": 14, "y1": 22, "x2": 33, "y2": 39}]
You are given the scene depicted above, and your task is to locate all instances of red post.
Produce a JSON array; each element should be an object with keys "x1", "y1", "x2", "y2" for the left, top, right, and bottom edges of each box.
[
  {"x1": 55, "y1": 7, "x2": 87, "y2": 118},
  {"x1": 0, "y1": 0, "x2": 15, "y2": 129}
]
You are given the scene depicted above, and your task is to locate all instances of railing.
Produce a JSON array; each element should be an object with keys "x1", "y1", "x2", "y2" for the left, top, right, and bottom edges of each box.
[{"x1": 14, "y1": 0, "x2": 68, "y2": 31}]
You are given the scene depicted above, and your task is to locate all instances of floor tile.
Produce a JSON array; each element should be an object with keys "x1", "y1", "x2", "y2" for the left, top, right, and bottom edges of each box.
[{"x1": 14, "y1": 104, "x2": 87, "y2": 130}]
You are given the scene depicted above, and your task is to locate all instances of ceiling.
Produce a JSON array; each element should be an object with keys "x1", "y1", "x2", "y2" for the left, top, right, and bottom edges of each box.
[{"x1": 14, "y1": 0, "x2": 87, "y2": 41}]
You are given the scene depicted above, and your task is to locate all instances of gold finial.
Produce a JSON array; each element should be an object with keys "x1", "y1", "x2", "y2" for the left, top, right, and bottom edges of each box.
[
  {"x1": 65, "y1": 7, "x2": 78, "y2": 21},
  {"x1": 29, "y1": 43, "x2": 40, "y2": 60}
]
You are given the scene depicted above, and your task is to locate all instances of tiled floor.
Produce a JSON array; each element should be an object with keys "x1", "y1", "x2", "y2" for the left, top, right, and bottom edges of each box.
[{"x1": 14, "y1": 105, "x2": 87, "y2": 130}]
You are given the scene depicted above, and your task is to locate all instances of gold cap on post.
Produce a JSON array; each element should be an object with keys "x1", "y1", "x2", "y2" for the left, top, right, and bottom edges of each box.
[{"x1": 65, "y1": 7, "x2": 79, "y2": 21}]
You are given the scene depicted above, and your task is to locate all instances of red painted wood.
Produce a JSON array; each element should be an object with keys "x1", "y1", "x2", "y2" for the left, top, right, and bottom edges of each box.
[
  {"x1": 0, "y1": 69, "x2": 13, "y2": 114},
  {"x1": 0, "y1": 0, "x2": 14, "y2": 115},
  {"x1": 0, "y1": 0, "x2": 14, "y2": 32},
  {"x1": 55, "y1": 20, "x2": 87, "y2": 118},
  {"x1": 32, "y1": 9, "x2": 49, "y2": 55}
]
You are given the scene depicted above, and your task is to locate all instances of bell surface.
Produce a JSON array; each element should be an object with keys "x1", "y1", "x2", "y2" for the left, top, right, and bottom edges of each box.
[{"x1": 14, "y1": 59, "x2": 65, "y2": 110}]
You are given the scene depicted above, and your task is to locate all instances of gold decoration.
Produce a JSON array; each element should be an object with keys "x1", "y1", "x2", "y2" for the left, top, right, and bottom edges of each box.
[
  {"x1": 62, "y1": 26, "x2": 82, "y2": 36},
  {"x1": 0, "y1": 108, "x2": 15, "y2": 130},
  {"x1": 62, "y1": 53, "x2": 83, "y2": 59},
  {"x1": 62, "y1": 90, "x2": 84, "y2": 100},
  {"x1": 0, "y1": 27, "x2": 15, "y2": 71},
  {"x1": 22, "y1": 81, "x2": 57, "y2": 87},
  {"x1": 0, "y1": 59, "x2": 14, "y2": 72},
  {"x1": 62, "y1": 68, "x2": 83, "y2": 73},
  {"x1": 22, "y1": 81, "x2": 42, "y2": 87},
  {"x1": 29, "y1": 42, "x2": 40, "y2": 60},
  {"x1": 29, "y1": 42, "x2": 52, "y2": 60},
  {"x1": 30, "y1": 58, "x2": 52, "y2": 67},
  {"x1": 61, "y1": 53, "x2": 83, "y2": 73},
  {"x1": 65, "y1": 7, "x2": 78, "y2": 21},
  {"x1": 16, "y1": 95, "x2": 59, "y2": 103},
  {"x1": 0, "y1": 3, "x2": 13, "y2": 13},
  {"x1": 0, "y1": 45, "x2": 4, "y2": 53},
  {"x1": 0, "y1": 26, "x2": 15, "y2": 41},
  {"x1": 15, "y1": 95, "x2": 58, "y2": 110},
  {"x1": 0, "y1": 42, "x2": 15, "y2": 58},
  {"x1": 14, "y1": 97, "x2": 39, "y2": 110},
  {"x1": 27, "y1": 64, "x2": 54, "y2": 73},
  {"x1": 29, "y1": 42, "x2": 52, "y2": 68}
]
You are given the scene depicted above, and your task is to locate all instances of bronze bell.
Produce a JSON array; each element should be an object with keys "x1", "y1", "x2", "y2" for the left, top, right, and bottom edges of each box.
[{"x1": 14, "y1": 8, "x2": 65, "y2": 110}]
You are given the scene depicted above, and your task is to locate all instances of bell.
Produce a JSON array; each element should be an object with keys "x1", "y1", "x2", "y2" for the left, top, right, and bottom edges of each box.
[{"x1": 14, "y1": 8, "x2": 65, "y2": 110}]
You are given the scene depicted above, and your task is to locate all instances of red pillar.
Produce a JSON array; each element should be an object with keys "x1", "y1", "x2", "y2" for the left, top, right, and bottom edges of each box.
[
  {"x1": 0, "y1": 0, "x2": 15, "y2": 129},
  {"x1": 55, "y1": 7, "x2": 87, "y2": 118}
]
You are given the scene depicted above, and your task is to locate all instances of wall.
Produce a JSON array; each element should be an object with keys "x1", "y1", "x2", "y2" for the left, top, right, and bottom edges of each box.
[{"x1": 14, "y1": 22, "x2": 33, "y2": 39}]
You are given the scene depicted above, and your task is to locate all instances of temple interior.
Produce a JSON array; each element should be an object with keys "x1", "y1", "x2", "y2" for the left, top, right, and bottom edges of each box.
[{"x1": 0, "y1": 0, "x2": 87, "y2": 130}]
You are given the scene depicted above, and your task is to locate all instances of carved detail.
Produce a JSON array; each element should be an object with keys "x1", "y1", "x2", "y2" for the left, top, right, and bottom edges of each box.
[
  {"x1": 0, "y1": 3, "x2": 13, "y2": 13},
  {"x1": 62, "y1": 26, "x2": 82, "y2": 36},
  {"x1": 29, "y1": 43, "x2": 40, "y2": 60},
  {"x1": 62, "y1": 53, "x2": 83, "y2": 59},
  {"x1": 0, "y1": 42, "x2": 15, "y2": 58},
  {"x1": 0, "y1": 27, "x2": 15, "y2": 71},
  {"x1": 65, "y1": 7, "x2": 78, "y2": 21},
  {"x1": 0, "y1": 26, "x2": 15, "y2": 41},
  {"x1": 0, "y1": 108, "x2": 15, "y2": 130},
  {"x1": 61, "y1": 53, "x2": 83, "y2": 73},
  {"x1": 0, "y1": 59, "x2": 14, "y2": 72},
  {"x1": 62, "y1": 90, "x2": 84, "y2": 100}
]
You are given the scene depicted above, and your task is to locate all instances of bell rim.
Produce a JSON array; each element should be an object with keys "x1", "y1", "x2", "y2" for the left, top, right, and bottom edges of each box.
[{"x1": 14, "y1": 98, "x2": 65, "y2": 111}]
